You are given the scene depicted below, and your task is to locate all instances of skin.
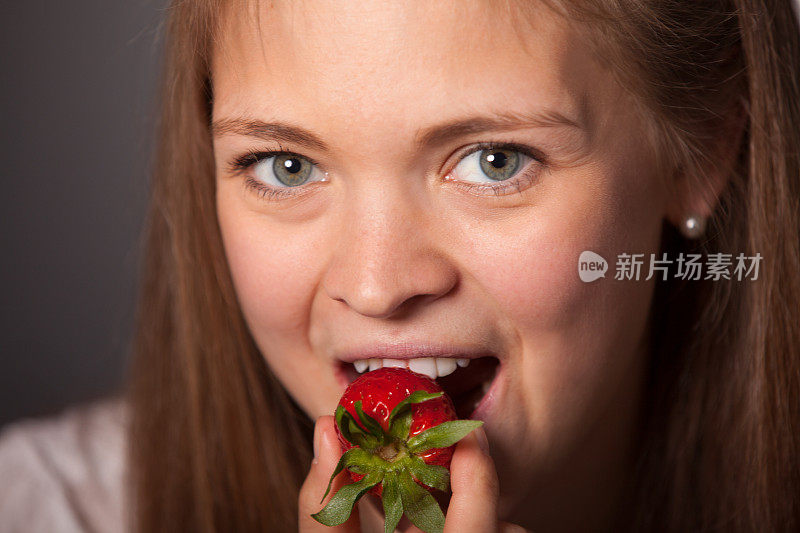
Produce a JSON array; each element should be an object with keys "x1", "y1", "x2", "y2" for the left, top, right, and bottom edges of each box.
[{"x1": 211, "y1": 1, "x2": 690, "y2": 530}]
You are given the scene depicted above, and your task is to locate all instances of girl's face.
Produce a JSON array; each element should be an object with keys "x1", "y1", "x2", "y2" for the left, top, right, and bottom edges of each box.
[{"x1": 213, "y1": 0, "x2": 667, "y2": 521}]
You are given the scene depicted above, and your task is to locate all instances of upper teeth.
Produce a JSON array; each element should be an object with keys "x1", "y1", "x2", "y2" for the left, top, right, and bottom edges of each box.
[{"x1": 352, "y1": 357, "x2": 469, "y2": 379}]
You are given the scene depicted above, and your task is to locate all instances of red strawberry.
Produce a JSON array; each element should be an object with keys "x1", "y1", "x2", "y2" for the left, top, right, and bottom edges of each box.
[
  {"x1": 312, "y1": 367, "x2": 483, "y2": 533},
  {"x1": 338, "y1": 367, "x2": 458, "y2": 480}
]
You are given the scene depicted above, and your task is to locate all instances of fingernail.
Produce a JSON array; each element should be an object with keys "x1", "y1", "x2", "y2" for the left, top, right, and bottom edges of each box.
[
  {"x1": 312, "y1": 419, "x2": 323, "y2": 464},
  {"x1": 475, "y1": 427, "x2": 490, "y2": 454}
]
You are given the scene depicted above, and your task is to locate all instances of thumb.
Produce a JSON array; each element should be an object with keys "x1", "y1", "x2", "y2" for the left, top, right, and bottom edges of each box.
[
  {"x1": 298, "y1": 416, "x2": 361, "y2": 532},
  {"x1": 444, "y1": 426, "x2": 500, "y2": 532}
]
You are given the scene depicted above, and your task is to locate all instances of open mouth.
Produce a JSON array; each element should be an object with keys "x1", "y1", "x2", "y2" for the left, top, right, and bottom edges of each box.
[{"x1": 341, "y1": 356, "x2": 500, "y2": 419}]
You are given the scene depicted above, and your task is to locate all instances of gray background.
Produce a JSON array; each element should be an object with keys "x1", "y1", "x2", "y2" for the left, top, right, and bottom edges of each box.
[{"x1": 0, "y1": 1, "x2": 166, "y2": 428}]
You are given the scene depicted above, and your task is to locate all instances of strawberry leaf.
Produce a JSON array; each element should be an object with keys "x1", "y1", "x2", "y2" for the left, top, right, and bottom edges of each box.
[
  {"x1": 397, "y1": 470, "x2": 445, "y2": 533},
  {"x1": 348, "y1": 420, "x2": 380, "y2": 450},
  {"x1": 387, "y1": 391, "x2": 443, "y2": 442},
  {"x1": 354, "y1": 400, "x2": 388, "y2": 444},
  {"x1": 318, "y1": 447, "x2": 375, "y2": 504},
  {"x1": 387, "y1": 391, "x2": 443, "y2": 427},
  {"x1": 335, "y1": 405, "x2": 359, "y2": 439},
  {"x1": 311, "y1": 470, "x2": 383, "y2": 527},
  {"x1": 381, "y1": 470, "x2": 404, "y2": 533},
  {"x1": 407, "y1": 420, "x2": 484, "y2": 453},
  {"x1": 388, "y1": 409, "x2": 413, "y2": 442},
  {"x1": 336, "y1": 406, "x2": 379, "y2": 450},
  {"x1": 406, "y1": 455, "x2": 450, "y2": 492}
]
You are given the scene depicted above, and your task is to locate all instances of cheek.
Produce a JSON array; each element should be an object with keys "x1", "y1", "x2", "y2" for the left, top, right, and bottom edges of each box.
[
  {"x1": 459, "y1": 160, "x2": 664, "y2": 451},
  {"x1": 216, "y1": 190, "x2": 339, "y2": 415},
  {"x1": 219, "y1": 212, "x2": 320, "y2": 337},
  {"x1": 464, "y1": 163, "x2": 663, "y2": 333},
  {"x1": 217, "y1": 191, "x2": 325, "y2": 337}
]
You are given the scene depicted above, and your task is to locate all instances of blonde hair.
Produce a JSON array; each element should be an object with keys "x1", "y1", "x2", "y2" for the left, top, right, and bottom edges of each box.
[{"x1": 129, "y1": 1, "x2": 800, "y2": 530}]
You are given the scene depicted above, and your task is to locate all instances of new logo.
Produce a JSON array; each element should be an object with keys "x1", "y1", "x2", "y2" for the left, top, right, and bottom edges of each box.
[{"x1": 579, "y1": 251, "x2": 608, "y2": 282}]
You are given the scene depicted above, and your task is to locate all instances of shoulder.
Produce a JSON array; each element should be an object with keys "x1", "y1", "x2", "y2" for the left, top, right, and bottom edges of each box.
[{"x1": 0, "y1": 397, "x2": 128, "y2": 533}]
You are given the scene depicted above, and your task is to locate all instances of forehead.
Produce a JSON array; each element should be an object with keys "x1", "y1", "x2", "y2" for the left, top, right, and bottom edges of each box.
[{"x1": 212, "y1": 0, "x2": 604, "y2": 146}]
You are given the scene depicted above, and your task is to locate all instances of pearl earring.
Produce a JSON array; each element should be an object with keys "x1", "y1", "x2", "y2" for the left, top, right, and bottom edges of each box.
[{"x1": 681, "y1": 214, "x2": 706, "y2": 239}]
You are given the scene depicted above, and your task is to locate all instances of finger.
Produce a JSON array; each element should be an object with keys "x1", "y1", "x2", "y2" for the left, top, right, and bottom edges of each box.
[
  {"x1": 298, "y1": 416, "x2": 361, "y2": 532},
  {"x1": 444, "y1": 426, "x2": 500, "y2": 532}
]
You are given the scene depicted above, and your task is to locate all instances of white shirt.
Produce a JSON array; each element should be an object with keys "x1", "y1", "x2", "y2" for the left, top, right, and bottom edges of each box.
[{"x1": 0, "y1": 398, "x2": 128, "y2": 533}]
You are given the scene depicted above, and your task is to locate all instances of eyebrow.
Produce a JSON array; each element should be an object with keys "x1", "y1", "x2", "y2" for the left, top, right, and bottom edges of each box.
[
  {"x1": 415, "y1": 109, "x2": 584, "y2": 149},
  {"x1": 212, "y1": 118, "x2": 328, "y2": 151},
  {"x1": 211, "y1": 108, "x2": 585, "y2": 151}
]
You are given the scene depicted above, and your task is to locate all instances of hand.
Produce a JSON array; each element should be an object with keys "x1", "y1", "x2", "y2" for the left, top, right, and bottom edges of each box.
[
  {"x1": 299, "y1": 416, "x2": 363, "y2": 532},
  {"x1": 298, "y1": 416, "x2": 529, "y2": 532}
]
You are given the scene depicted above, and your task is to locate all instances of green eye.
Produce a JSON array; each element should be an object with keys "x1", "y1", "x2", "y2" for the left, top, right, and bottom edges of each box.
[
  {"x1": 478, "y1": 149, "x2": 521, "y2": 181},
  {"x1": 447, "y1": 144, "x2": 538, "y2": 196},
  {"x1": 272, "y1": 154, "x2": 314, "y2": 186}
]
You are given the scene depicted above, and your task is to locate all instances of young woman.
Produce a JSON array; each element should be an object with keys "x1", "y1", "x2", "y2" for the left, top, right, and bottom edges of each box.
[
  {"x1": 127, "y1": 1, "x2": 800, "y2": 530},
  {"x1": 1, "y1": 0, "x2": 797, "y2": 532}
]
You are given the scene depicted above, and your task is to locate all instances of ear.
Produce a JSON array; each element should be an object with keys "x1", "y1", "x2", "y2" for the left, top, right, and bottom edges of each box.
[{"x1": 665, "y1": 102, "x2": 747, "y2": 228}]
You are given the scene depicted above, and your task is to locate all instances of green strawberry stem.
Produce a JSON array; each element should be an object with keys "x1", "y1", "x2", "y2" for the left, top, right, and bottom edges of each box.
[{"x1": 312, "y1": 390, "x2": 484, "y2": 533}]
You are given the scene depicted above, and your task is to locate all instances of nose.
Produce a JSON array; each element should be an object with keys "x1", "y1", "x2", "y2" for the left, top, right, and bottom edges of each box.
[{"x1": 321, "y1": 193, "x2": 458, "y2": 319}]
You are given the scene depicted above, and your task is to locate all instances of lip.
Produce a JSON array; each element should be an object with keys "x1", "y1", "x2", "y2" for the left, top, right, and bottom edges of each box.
[
  {"x1": 470, "y1": 361, "x2": 504, "y2": 419},
  {"x1": 334, "y1": 341, "x2": 498, "y2": 363}
]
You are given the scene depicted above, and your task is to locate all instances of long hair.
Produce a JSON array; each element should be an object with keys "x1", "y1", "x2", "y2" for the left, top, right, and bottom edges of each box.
[
  {"x1": 128, "y1": 1, "x2": 312, "y2": 530},
  {"x1": 128, "y1": 1, "x2": 800, "y2": 530}
]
